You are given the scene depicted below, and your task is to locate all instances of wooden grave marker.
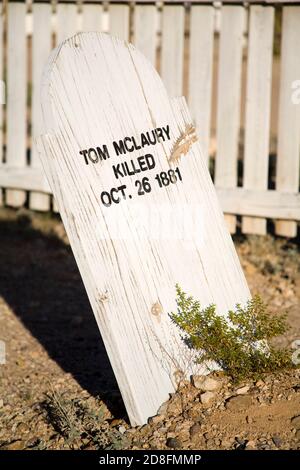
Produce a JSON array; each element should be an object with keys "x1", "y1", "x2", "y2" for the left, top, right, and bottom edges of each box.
[{"x1": 38, "y1": 32, "x2": 250, "y2": 426}]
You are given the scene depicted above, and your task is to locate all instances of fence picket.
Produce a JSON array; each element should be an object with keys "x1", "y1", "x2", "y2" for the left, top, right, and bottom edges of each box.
[
  {"x1": 215, "y1": 6, "x2": 244, "y2": 233},
  {"x1": 53, "y1": 0, "x2": 79, "y2": 212},
  {"x1": 161, "y1": 4, "x2": 185, "y2": 98},
  {"x1": 134, "y1": 5, "x2": 157, "y2": 66},
  {"x1": 242, "y1": 6, "x2": 274, "y2": 235},
  {"x1": 30, "y1": 2, "x2": 52, "y2": 212},
  {"x1": 6, "y1": 1, "x2": 27, "y2": 207},
  {"x1": 57, "y1": 1, "x2": 78, "y2": 44},
  {"x1": 82, "y1": 1, "x2": 103, "y2": 32},
  {"x1": 109, "y1": 3, "x2": 130, "y2": 41},
  {"x1": 275, "y1": 6, "x2": 300, "y2": 237},
  {"x1": 0, "y1": 3, "x2": 3, "y2": 206},
  {"x1": 188, "y1": 5, "x2": 214, "y2": 164}
]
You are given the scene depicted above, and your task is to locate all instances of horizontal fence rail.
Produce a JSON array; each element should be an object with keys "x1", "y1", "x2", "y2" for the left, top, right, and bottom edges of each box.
[{"x1": 0, "y1": 0, "x2": 299, "y2": 237}]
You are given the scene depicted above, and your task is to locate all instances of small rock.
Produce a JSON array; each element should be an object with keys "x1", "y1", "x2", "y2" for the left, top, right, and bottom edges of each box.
[
  {"x1": 200, "y1": 391, "x2": 215, "y2": 406},
  {"x1": 157, "y1": 401, "x2": 168, "y2": 416},
  {"x1": 295, "y1": 430, "x2": 300, "y2": 441},
  {"x1": 192, "y1": 376, "x2": 220, "y2": 392},
  {"x1": 16, "y1": 422, "x2": 29, "y2": 433},
  {"x1": 291, "y1": 416, "x2": 300, "y2": 429},
  {"x1": 246, "y1": 440, "x2": 256, "y2": 449},
  {"x1": 206, "y1": 438, "x2": 215, "y2": 448},
  {"x1": 235, "y1": 437, "x2": 246, "y2": 446},
  {"x1": 0, "y1": 399, "x2": 3, "y2": 408},
  {"x1": 226, "y1": 395, "x2": 253, "y2": 411},
  {"x1": 166, "y1": 437, "x2": 181, "y2": 449},
  {"x1": 189, "y1": 423, "x2": 201, "y2": 439},
  {"x1": 272, "y1": 436, "x2": 282, "y2": 448},
  {"x1": 236, "y1": 385, "x2": 250, "y2": 395},
  {"x1": 110, "y1": 419, "x2": 123, "y2": 427},
  {"x1": 149, "y1": 414, "x2": 165, "y2": 425},
  {"x1": 26, "y1": 437, "x2": 40, "y2": 448},
  {"x1": 118, "y1": 425, "x2": 127, "y2": 435},
  {"x1": 255, "y1": 380, "x2": 265, "y2": 388},
  {"x1": 167, "y1": 395, "x2": 182, "y2": 416}
]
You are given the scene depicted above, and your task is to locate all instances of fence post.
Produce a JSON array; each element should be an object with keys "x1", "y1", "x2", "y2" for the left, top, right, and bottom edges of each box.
[
  {"x1": 275, "y1": 6, "x2": 300, "y2": 238},
  {"x1": 6, "y1": 0, "x2": 27, "y2": 208}
]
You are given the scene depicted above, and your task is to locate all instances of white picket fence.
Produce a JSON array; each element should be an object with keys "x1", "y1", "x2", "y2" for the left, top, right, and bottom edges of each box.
[{"x1": 0, "y1": 0, "x2": 299, "y2": 237}]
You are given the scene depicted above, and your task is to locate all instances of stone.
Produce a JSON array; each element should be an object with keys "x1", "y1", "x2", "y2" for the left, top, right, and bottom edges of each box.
[
  {"x1": 16, "y1": 422, "x2": 29, "y2": 433},
  {"x1": 272, "y1": 436, "x2": 282, "y2": 448},
  {"x1": 118, "y1": 425, "x2": 127, "y2": 434},
  {"x1": 206, "y1": 439, "x2": 215, "y2": 448},
  {"x1": 186, "y1": 403, "x2": 204, "y2": 421},
  {"x1": 167, "y1": 395, "x2": 182, "y2": 417},
  {"x1": 291, "y1": 415, "x2": 300, "y2": 429},
  {"x1": 226, "y1": 395, "x2": 253, "y2": 411},
  {"x1": 200, "y1": 391, "x2": 215, "y2": 406},
  {"x1": 110, "y1": 419, "x2": 123, "y2": 427},
  {"x1": 166, "y1": 437, "x2": 181, "y2": 449},
  {"x1": 25, "y1": 437, "x2": 40, "y2": 448},
  {"x1": 246, "y1": 440, "x2": 256, "y2": 449},
  {"x1": 149, "y1": 414, "x2": 165, "y2": 425},
  {"x1": 236, "y1": 385, "x2": 250, "y2": 395},
  {"x1": 192, "y1": 376, "x2": 220, "y2": 392},
  {"x1": 157, "y1": 401, "x2": 168, "y2": 416},
  {"x1": 255, "y1": 380, "x2": 265, "y2": 388},
  {"x1": 235, "y1": 437, "x2": 246, "y2": 446},
  {"x1": 189, "y1": 423, "x2": 201, "y2": 439}
]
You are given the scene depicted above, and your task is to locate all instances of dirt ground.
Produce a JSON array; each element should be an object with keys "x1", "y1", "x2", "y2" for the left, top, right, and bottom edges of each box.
[{"x1": 0, "y1": 208, "x2": 299, "y2": 450}]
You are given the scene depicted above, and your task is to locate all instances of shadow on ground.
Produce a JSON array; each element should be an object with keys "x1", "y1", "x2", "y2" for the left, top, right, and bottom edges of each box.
[{"x1": 0, "y1": 213, "x2": 126, "y2": 420}]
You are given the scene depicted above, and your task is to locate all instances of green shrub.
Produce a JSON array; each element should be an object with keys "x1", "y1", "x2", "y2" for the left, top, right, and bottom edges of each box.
[{"x1": 170, "y1": 285, "x2": 294, "y2": 382}]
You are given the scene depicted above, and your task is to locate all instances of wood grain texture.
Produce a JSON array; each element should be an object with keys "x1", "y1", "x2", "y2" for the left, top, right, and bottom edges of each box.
[
  {"x1": 6, "y1": 1, "x2": 27, "y2": 207},
  {"x1": 215, "y1": 6, "x2": 244, "y2": 234},
  {"x1": 109, "y1": 4, "x2": 130, "y2": 41},
  {"x1": 82, "y1": 2, "x2": 103, "y2": 32},
  {"x1": 38, "y1": 33, "x2": 251, "y2": 425},
  {"x1": 188, "y1": 5, "x2": 214, "y2": 164},
  {"x1": 30, "y1": 2, "x2": 52, "y2": 211},
  {"x1": 54, "y1": 0, "x2": 79, "y2": 212},
  {"x1": 242, "y1": 6, "x2": 274, "y2": 235},
  {"x1": 275, "y1": 7, "x2": 300, "y2": 237},
  {"x1": 161, "y1": 5, "x2": 185, "y2": 98},
  {"x1": 0, "y1": 167, "x2": 298, "y2": 221},
  {"x1": 56, "y1": 1, "x2": 79, "y2": 44},
  {"x1": 217, "y1": 187, "x2": 300, "y2": 220},
  {"x1": 134, "y1": 4, "x2": 157, "y2": 66}
]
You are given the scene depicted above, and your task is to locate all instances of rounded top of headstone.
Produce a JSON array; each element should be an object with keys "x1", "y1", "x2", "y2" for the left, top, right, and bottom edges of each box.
[{"x1": 41, "y1": 32, "x2": 169, "y2": 138}]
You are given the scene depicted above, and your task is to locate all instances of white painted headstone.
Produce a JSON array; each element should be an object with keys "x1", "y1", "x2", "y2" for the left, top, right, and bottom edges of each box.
[{"x1": 38, "y1": 32, "x2": 250, "y2": 426}]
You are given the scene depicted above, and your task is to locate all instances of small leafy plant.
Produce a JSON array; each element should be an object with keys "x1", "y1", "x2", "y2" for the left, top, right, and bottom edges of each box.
[
  {"x1": 171, "y1": 285, "x2": 294, "y2": 382},
  {"x1": 44, "y1": 388, "x2": 127, "y2": 449}
]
